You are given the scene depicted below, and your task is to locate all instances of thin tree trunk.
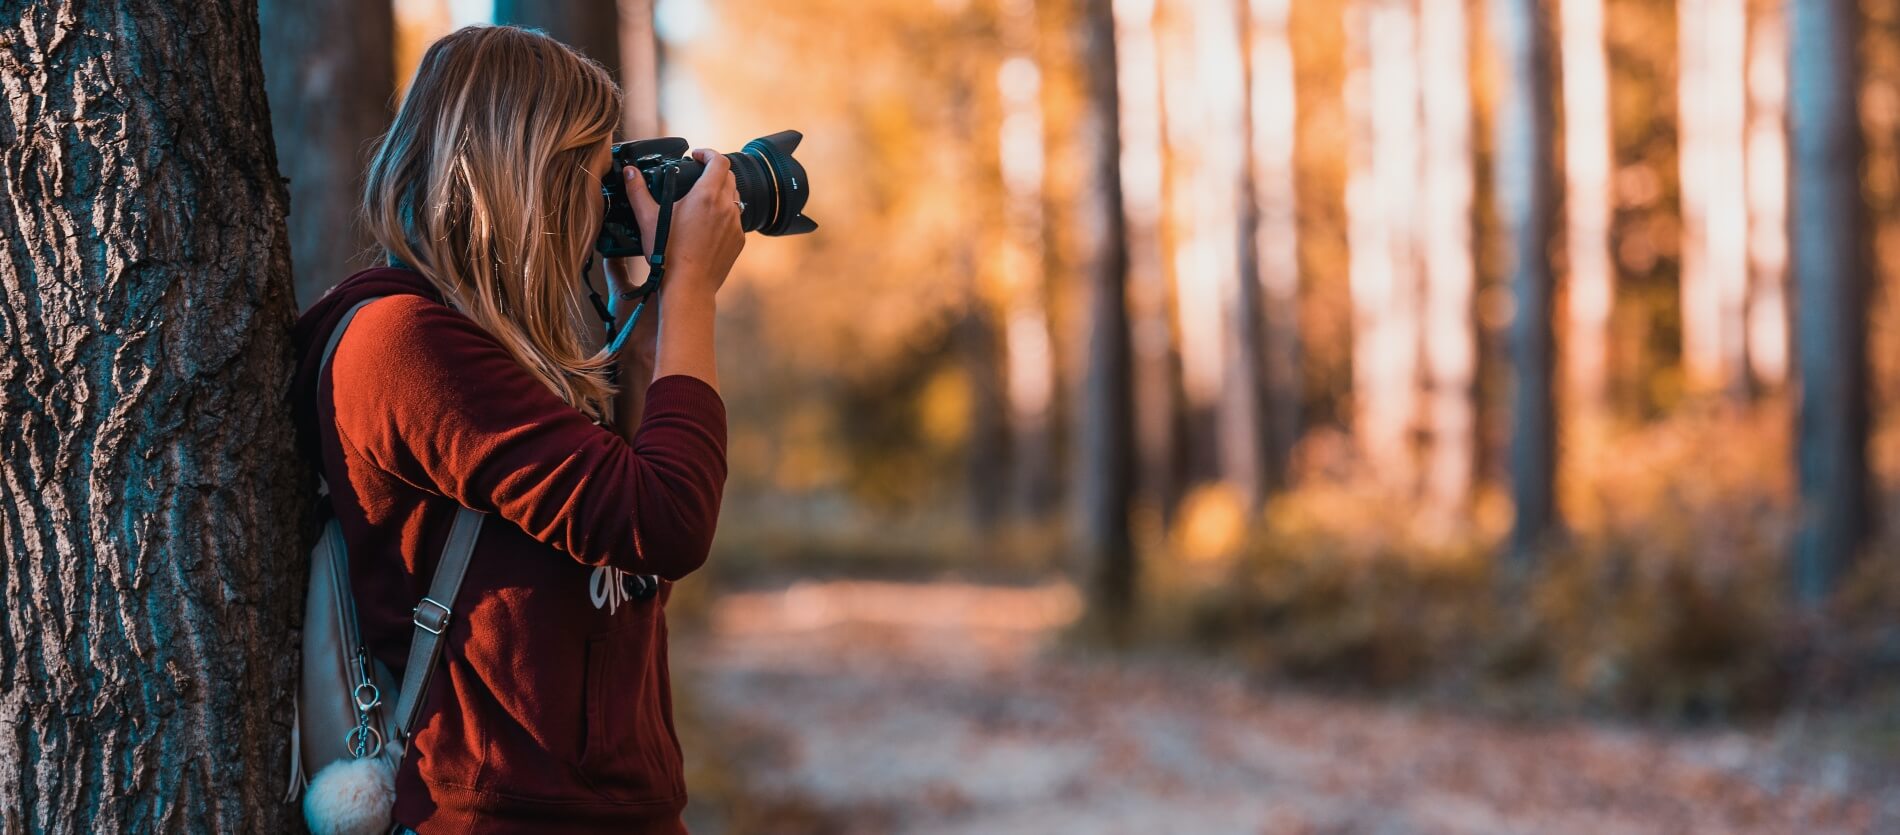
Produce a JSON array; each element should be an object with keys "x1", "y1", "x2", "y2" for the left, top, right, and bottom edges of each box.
[
  {"x1": 1678, "y1": 0, "x2": 1752, "y2": 394},
  {"x1": 1491, "y1": 0, "x2": 1560, "y2": 565},
  {"x1": 1246, "y1": 0, "x2": 1303, "y2": 499},
  {"x1": 1417, "y1": 0, "x2": 1477, "y2": 515},
  {"x1": 495, "y1": 0, "x2": 622, "y2": 85},
  {"x1": 618, "y1": 0, "x2": 662, "y2": 137},
  {"x1": 1345, "y1": 0, "x2": 1422, "y2": 488},
  {"x1": 1114, "y1": 0, "x2": 1186, "y2": 524},
  {"x1": 1225, "y1": 0, "x2": 1273, "y2": 511},
  {"x1": 960, "y1": 291, "x2": 1012, "y2": 531},
  {"x1": 1744, "y1": 0, "x2": 1790, "y2": 389},
  {"x1": 1000, "y1": 4, "x2": 1062, "y2": 525},
  {"x1": 262, "y1": 0, "x2": 395, "y2": 308},
  {"x1": 1787, "y1": 0, "x2": 1871, "y2": 603},
  {"x1": 0, "y1": 1, "x2": 303, "y2": 829},
  {"x1": 1158, "y1": 0, "x2": 1234, "y2": 485},
  {"x1": 1069, "y1": 0, "x2": 1136, "y2": 642},
  {"x1": 1560, "y1": 0, "x2": 1615, "y2": 413}
]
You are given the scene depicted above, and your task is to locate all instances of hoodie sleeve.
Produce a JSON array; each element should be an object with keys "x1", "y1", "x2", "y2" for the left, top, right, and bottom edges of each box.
[{"x1": 327, "y1": 294, "x2": 727, "y2": 580}]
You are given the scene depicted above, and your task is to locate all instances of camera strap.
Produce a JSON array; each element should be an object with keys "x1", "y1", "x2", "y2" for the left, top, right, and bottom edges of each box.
[{"x1": 586, "y1": 165, "x2": 681, "y2": 368}]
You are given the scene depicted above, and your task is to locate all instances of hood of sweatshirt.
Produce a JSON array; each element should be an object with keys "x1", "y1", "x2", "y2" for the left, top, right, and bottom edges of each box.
[{"x1": 289, "y1": 265, "x2": 447, "y2": 469}]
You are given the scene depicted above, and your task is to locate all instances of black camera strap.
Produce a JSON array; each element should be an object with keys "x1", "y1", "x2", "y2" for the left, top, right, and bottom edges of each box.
[{"x1": 586, "y1": 165, "x2": 682, "y2": 375}]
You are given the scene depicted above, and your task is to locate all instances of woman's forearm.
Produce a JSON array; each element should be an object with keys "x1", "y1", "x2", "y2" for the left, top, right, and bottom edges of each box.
[
  {"x1": 610, "y1": 350, "x2": 652, "y2": 444},
  {"x1": 652, "y1": 284, "x2": 719, "y2": 393}
]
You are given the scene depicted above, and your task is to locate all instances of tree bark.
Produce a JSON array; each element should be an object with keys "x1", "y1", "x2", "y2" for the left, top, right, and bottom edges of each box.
[
  {"x1": 495, "y1": 0, "x2": 622, "y2": 89},
  {"x1": 0, "y1": 1, "x2": 303, "y2": 830},
  {"x1": 1490, "y1": 0, "x2": 1560, "y2": 565},
  {"x1": 1067, "y1": 0, "x2": 1136, "y2": 642},
  {"x1": 261, "y1": 0, "x2": 395, "y2": 308},
  {"x1": 1786, "y1": 0, "x2": 1871, "y2": 604}
]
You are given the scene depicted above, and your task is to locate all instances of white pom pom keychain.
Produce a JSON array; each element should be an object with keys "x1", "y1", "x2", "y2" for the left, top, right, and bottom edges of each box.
[{"x1": 303, "y1": 756, "x2": 397, "y2": 835}]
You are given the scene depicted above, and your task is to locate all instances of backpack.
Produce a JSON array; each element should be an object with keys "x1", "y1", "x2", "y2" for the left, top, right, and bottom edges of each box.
[{"x1": 283, "y1": 296, "x2": 488, "y2": 835}]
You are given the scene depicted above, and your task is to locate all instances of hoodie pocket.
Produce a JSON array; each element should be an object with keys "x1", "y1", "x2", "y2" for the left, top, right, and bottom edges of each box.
[{"x1": 578, "y1": 621, "x2": 683, "y2": 802}]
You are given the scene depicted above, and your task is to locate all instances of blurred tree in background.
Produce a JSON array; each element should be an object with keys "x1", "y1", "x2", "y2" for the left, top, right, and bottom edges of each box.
[{"x1": 262, "y1": 0, "x2": 395, "y2": 306}]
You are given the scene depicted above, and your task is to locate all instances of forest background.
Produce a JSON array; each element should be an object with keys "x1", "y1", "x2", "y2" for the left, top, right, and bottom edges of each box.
[{"x1": 5, "y1": 0, "x2": 1900, "y2": 830}]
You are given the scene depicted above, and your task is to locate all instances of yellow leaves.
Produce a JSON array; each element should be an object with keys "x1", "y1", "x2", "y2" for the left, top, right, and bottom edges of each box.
[
  {"x1": 771, "y1": 402, "x2": 841, "y2": 493},
  {"x1": 917, "y1": 366, "x2": 971, "y2": 448},
  {"x1": 1171, "y1": 483, "x2": 1248, "y2": 565}
]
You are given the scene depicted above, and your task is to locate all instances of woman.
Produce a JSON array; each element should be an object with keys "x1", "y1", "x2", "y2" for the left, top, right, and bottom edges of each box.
[{"x1": 290, "y1": 25, "x2": 740, "y2": 833}]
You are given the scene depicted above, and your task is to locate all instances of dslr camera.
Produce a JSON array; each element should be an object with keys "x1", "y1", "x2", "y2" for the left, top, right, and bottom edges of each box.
[{"x1": 597, "y1": 129, "x2": 817, "y2": 258}]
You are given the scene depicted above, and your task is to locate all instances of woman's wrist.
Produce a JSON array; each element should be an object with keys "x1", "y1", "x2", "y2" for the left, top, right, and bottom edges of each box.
[
  {"x1": 660, "y1": 275, "x2": 720, "y2": 312},
  {"x1": 652, "y1": 280, "x2": 720, "y2": 390}
]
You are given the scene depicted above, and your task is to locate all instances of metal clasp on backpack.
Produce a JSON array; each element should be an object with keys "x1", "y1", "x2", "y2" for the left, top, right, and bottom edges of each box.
[
  {"x1": 348, "y1": 648, "x2": 386, "y2": 759},
  {"x1": 413, "y1": 597, "x2": 451, "y2": 635}
]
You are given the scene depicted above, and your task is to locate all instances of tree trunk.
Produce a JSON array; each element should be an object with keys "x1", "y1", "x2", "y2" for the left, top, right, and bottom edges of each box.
[
  {"x1": 0, "y1": 1, "x2": 303, "y2": 830},
  {"x1": 1787, "y1": 0, "x2": 1871, "y2": 604},
  {"x1": 1158, "y1": 0, "x2": 1239, "y2": 486},
  {"x1": 1345, "y1": 0, "x2": 1422, "y2": 488},
  {"x1": 1678, "y1": 0, "x2": 1751, "y2": 394},
  {"x1": 262, "y1": 0, "x2": 395, "y2": 309},
  {"x1": 996, "y1": 4, "x2": 1063, "y2": 526},
  {"x1": 1246, "y1": 0, "x2": 1303, "y2": 500},
  {"x1": 960, "y1": 294, "x2": 1012, "y2": 531},
  {"x1": 495, "y1": 0, "x2": 622, "y2": 86},
  {"x1": 1068, "y1": 0, "x2": 1137, "y2": 642},
  {"x1": 1224, "y1": 0, "x2": 1273, "y2": 512},
  {"x1": 1113, "y1": 0, "x2": 1187, "y2": 525},
  {"x1": 617, "y1": 0, "x2": 662, "y2": 137},
  {"x1": 1560, "y1": 0, "x2": 1615, "y2": 414},
  {"x1": 1490, "y1": 0, "x2": 1560, "y2": 565},
  {"x1": 1417, "y1": 0, "x2": 1477, "y2": 515},
  {"x1": 1744, "y1": 0, "x2": 1790, "y2": 389}
]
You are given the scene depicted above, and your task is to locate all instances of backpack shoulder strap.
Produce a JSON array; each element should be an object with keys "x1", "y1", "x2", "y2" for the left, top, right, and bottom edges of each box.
[
  {"x1": 393, "y1": 504, "x2": 483, "y2": 742},
  {"x1": 317, "y1": 293, "x2": 487, "y2": 748}
]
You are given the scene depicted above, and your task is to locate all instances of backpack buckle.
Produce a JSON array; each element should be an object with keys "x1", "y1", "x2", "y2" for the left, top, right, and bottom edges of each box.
[{"x1": 412, "y1": 597, "x2": 451, "y2": 635}]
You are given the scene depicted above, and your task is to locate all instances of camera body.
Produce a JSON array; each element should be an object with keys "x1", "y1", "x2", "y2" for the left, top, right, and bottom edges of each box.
[{"x1": 597, "y1": 131, "x2": 817, "y2": 259}]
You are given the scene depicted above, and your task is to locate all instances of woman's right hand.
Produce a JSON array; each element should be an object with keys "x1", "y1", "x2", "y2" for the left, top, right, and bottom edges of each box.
[{"x1": 659, "y1": 148, "x2": 746, "y2": 301}]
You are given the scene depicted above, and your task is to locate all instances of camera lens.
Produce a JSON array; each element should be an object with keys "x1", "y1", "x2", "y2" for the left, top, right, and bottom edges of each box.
[{"x1": 726, "y1": 130, "x2": 817, "y2": 237}]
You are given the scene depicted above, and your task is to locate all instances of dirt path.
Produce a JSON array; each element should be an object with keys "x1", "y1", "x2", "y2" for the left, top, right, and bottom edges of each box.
[{"x1": 679, "y1": 580, "x2": 1896, "y2": 834}]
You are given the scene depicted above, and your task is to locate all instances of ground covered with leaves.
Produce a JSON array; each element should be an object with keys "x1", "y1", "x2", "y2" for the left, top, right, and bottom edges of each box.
[{"x1": 674, "y1": 579, "x2": 1897, "y2": 834}]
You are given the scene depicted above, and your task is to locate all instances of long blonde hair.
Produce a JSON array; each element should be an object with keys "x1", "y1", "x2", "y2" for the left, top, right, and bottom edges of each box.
[{"x1": 364, "y1": 25, "x2": 622, "y2": 421}]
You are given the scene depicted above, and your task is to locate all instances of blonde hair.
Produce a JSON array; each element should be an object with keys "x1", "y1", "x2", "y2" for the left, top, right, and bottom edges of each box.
[{"x1": 364, "y1": 25, "x2": 622, "y2": 421}]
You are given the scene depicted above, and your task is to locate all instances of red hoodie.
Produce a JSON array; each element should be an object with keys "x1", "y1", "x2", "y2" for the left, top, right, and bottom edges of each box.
[{"x1": 290, "y1": 267, "x2": 726, "y2": 833}]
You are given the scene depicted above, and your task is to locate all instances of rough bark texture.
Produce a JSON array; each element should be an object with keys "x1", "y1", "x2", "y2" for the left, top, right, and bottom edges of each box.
[
  {"x1": 261, "y1": 0, "x2": 394, "y2": 308},
  {"x1": 1490, "y1": 0, "x2": 1560, "y2": 565},
  {"x1": 496, "y1": 0, "x2": 622, "y2": 92},
  {"x1": 1067, "y1": 0, "x2": 1136, "y2": 643},
  {"x1": 1786, "y1": 0, "x2": 1870, "y2": 603},
  {"x1": 0, "y1": 1, "x2": 304, "y2": 831}
]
